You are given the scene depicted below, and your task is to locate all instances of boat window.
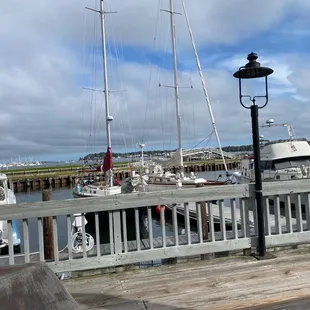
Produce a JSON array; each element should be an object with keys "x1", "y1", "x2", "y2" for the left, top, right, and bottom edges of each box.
[
  {"x1": 260, "y1": 160, "x2": 273, "y2": 170},
  {"x1": 274, "y1": 162, "x2": 290, "y2": 169},
  {"x1": 274, "y1": 156, "x2": 310, "y2": 170},
  {"x1": 260, "y1": 161, "x2": 267, "y2": 170}
]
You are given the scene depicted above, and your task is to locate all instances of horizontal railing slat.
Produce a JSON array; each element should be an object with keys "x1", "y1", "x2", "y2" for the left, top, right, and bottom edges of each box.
[
  {"x1": 0, "y1": 184, "x2": 250, "y2": 220},
  {"x1": 260, "y1": 179, "x2": 310, "y2": 196},
  {"x1": 1, "y1": 180, "x2": 310, "y2": 220}
]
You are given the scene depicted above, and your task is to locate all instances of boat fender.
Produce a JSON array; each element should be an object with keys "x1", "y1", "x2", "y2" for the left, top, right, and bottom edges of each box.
[{"x1": 156, "y1": 205, "x2": 166, "y2": 215}]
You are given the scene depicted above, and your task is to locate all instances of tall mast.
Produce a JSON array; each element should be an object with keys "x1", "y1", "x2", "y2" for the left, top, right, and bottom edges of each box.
[
  {"x1": 99, "y1": 0, "x2": 111, "y2": 148},
  {"x1": 99, "y1": 0, "x2": 113, "y2": 186},
  {"x1": 181, "y1": 0, "x2": 228, "y2": 174},
  {"x1": 169, "y1": 0, "x2": 183, "y2": 169}
]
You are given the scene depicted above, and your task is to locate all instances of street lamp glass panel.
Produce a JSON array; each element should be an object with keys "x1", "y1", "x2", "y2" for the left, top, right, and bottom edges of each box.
[
  {"x1": 233, "y1": 67, "x2": 274, "y2": 79},
  {"x1": 233, "y1": 52, "x2": 274, "y2": 80}
]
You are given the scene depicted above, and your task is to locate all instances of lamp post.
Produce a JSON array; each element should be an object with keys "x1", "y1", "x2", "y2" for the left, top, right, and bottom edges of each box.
[{"x1": 233, "y1": 52, "x2": 274, "y2": 258}]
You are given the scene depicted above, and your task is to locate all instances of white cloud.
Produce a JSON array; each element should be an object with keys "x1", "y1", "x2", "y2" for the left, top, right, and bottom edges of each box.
[
  {"x1": 103, "y1": 0, "x2": 304, "y2": 49},
  {"x1": 0, "y1": 0, "x2": 310, "y2": 161}
]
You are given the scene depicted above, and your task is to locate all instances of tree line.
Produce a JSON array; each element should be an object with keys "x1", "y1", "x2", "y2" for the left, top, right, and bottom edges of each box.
[{"x1": 80, "y1": 145, "x2": 255, "y2": 160}]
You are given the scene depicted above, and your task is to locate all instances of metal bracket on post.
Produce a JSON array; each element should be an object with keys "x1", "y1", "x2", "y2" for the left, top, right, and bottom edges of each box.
[
  {"x1": 85, "y1": 7, "x2": 117, "y2": 15},
  {"x1": 82, "y1": 87, "x2": 127, "y2": 93},
  {"x1": 159, "y1": 83, "x2": 193, "y2": 89},
  {"x1": 160, "y1": 9, "x2": 182, "y2": 15}
]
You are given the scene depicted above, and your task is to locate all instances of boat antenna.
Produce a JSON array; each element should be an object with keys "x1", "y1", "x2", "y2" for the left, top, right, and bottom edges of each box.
[{"x1": 262, "y1": 119, "x2": 295, "y2": 141}]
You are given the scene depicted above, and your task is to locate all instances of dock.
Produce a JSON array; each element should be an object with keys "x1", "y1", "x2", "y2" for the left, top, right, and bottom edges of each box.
[
  {"x1": 64, "y1": 250, "x2": 310, "y2": 309},
  {"x1": 0, "y1": 179, "x2": 310, "y2": 308},
  {"x1": 169, "y1": 200, "x2": 307, "y2": 234}
]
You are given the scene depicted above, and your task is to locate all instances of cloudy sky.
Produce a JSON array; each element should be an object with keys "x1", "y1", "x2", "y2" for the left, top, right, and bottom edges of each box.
[{"x1": 1, "y1": 0, "x2": 310, "y2": 162}]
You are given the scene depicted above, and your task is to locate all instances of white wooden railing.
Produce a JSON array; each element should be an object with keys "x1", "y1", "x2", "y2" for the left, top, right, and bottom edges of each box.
[{"x1": 0, "y1": 179, "x2": 310, "y2": 273}]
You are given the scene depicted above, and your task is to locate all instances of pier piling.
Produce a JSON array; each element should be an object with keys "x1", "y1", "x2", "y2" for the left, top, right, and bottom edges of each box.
[{"x1": 42, "y1": 189, "x2": 54, "y2": 260}]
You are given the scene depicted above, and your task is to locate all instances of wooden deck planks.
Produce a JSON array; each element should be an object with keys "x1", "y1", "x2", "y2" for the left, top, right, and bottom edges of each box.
[{"x1": 65, "y1": 251, "x2": 310, "y2": 309}]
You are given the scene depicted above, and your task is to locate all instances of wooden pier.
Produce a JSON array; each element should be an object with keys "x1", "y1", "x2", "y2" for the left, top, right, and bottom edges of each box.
[
  {"x1": 9, "y1": 171, "x2": 129, "y2": 192},
  {"x1": 64, "y1": 250, "x2": 310, "y2": 309},
  {"x1": 0, "y1": 179, "x2": 310, "y2": 308},
  {"x1": 174, "y1": 160, "x2": 239, "y2": 173},
  {"x1": 1, "y1": 179, "x2": 310, "y2": 272}
]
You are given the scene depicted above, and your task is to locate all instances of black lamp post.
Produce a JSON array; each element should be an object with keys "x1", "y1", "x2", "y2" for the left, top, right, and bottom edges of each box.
[{"x1": 233, "y1": 52, "x2": 274, "y2": 258}]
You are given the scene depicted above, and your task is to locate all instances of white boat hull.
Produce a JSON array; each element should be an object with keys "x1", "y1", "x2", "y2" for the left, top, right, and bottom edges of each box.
[
  {"x1": 232, "y1": 172, "x2": 252, "y2": 184},
  {"x1": 0, "y1": 178, "x2": 21, "y2": 253},
  {"x1": 73, "y1": 184, "x2": 121, "y2": 198},
  {"x1": 233, "y1": 169, "x2": 304, "y2": 185}
]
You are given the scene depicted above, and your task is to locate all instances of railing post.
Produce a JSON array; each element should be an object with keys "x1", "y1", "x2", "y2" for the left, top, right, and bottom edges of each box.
[
  {"x1": 201, "y1": 201, "x2": 208, "y2": 240},
  {"x1": 113, "y1": 211, "x2": 122, "y2": 254},
  {"x1": 42, "y1": 189, "x2": 54, "y2": 260},
  {"x1": 200, "y1": 201, "x2": 211, "y2": 260}
]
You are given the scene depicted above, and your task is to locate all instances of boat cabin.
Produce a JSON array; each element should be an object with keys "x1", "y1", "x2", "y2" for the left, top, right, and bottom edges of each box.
[{"x1": 259, "y1": 138, "x2": 310, "y2": 179}]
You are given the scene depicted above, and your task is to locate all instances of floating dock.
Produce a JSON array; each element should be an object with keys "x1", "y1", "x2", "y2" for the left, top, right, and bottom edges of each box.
[{"x1": 167, "y1": 201, "x2": 307, "y2": 234}]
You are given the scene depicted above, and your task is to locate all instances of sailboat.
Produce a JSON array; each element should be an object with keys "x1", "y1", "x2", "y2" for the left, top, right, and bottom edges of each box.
[
  {"x1": 0, "y1": 174, "x2": 21, "y2": 255},
  {"x1": 124, "y1": 0, "x2": 231, "y2": 192},
  {"x1": 73, "y1": 0, "x2": 121, "y2": 198}
]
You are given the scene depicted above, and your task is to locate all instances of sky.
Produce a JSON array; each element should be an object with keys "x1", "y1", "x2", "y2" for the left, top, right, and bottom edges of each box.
[{"x1": 1, "y1": 0, "x2": 310, "y2": 162}]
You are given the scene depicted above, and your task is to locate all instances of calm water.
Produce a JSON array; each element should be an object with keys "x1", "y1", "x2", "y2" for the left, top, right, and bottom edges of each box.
[
  {"x1": 14, "y1": 170, "x2": 231, "y2": 252},
  {"x1": 14, "y1": 187, "x2": 184, "y2": 252}
]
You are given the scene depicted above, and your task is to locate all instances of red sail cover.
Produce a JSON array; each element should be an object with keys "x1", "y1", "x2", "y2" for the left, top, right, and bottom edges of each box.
[{"x1": 103, "y1": 147, "x2": 113, "y2": 171}]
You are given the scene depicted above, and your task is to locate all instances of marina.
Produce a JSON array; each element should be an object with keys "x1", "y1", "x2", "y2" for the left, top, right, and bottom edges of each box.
[
  {"x1": 4, "y1": 159, "x2": 239, "y2": 192},
  {"x1": 6, "y1": 170, "x2": 233, "y2": 252},
  {"x1": 1, "y1": 0, "x2": 310, "y2": 308}
]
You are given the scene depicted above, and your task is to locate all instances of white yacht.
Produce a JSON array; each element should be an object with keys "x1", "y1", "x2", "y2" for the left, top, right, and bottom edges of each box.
[
  {"x1": 0, "y1": 173, "x2": 21, "y2": 254},
  {"x1": 233, "y1": 120, "x2": 310, "y2": 184}
]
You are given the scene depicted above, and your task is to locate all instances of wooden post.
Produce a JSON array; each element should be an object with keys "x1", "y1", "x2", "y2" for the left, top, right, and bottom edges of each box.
[
  {"x1": 201, "y1": 201, "x2": 208, "y2": 240},
  {"x1": 201, "y1": 201, "x2": 209, "y2": 260},
  {"x1": 42, "y1": 189, "x2": 54, "y2": 260}
]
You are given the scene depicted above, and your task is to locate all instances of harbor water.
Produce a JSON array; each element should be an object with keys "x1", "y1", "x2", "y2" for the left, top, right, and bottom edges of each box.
[{"x1": 14, "y1": 170, "x2": 231, "y2": 253}]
